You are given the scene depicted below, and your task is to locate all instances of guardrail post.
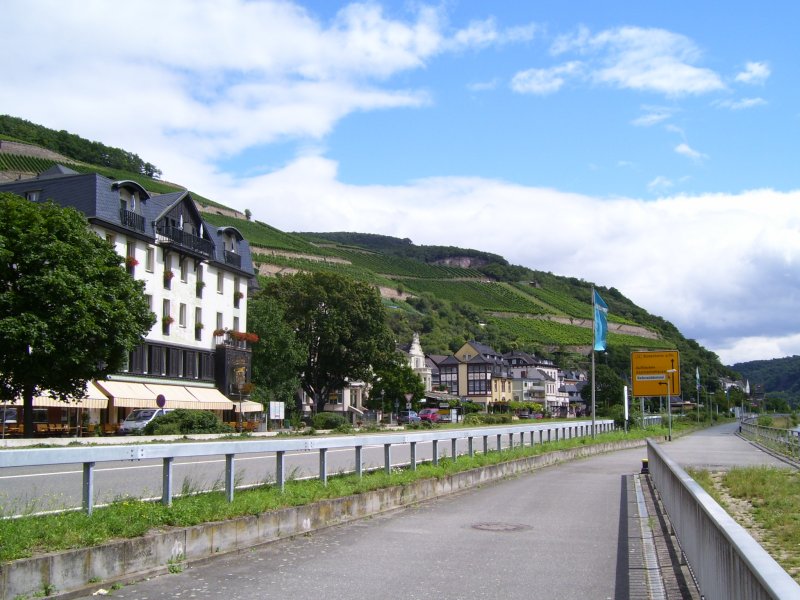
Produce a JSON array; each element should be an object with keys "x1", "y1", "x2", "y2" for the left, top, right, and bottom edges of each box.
[
  {"x1": 555, "y1": 428, "x2": 560, "y2": 442},
  {"x1": 539, "y1": 430, "x2": 544, "y2": 444},
  {"x1": 276, "y1": 450, "x2": 285, "y2": 492},
  {"x1": 482, "y1": 435, "x2": 488, "y2": 455},
  {"x1": 319, "y1": 448, "x2": 328, "y2": 485},
  {"x1": 508, "y1": 433, "x2": 514, "y2": 449},
  {"x1": 496, "y1": 434, "x2": 502, "y2": 452},
  {"x1": 162, "y1": 457, "x2": 174, "y2": 506},
  {"x1": 225, "y1": 454, "x2": 235, "y2": 503},
  {"x1": 529, "y1": 430, "x2": 535, "y2": 445},
  {"x1": 547, "y1": 429, "x2": 551, "y2": 443},
  {"x1": 82, "y1": 461, "x2": 95, "y2": 516},
  {"x1": 432, "y1": 439, "x2": 439, "y2": 465},
  {"x1": 451, "y1": 438, "x2": 457, "y2": 459},
  {"x1": 355, "y1": 445, "x2": 363, "y2": 477},
  {"x1": 384, "y1": 443, "x2": 392, "y2": 474},
  {"x1": 409, "y1": 441, "x2": 417, "y2": 470},
  {"x1": 468, "y1": 437, "x2": 474, "y2": 457}
]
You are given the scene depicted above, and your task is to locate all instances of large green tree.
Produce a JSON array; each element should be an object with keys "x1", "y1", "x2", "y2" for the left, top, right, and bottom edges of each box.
[
  {"x1": 367, "y1": 352, "x2": 426, "y2": 413},
  {"x1": 0, "y1": 194, "x2": 155, "y2": 436},
  {"x1": 581, "y1": 363, "x2": 626, "y2": 416},
  {"x1": 264, "y1": 272, "x2": 395, "y2": 413},
  {"x1": 247, "y1": 292, "x2": 305, "y2": 406}
]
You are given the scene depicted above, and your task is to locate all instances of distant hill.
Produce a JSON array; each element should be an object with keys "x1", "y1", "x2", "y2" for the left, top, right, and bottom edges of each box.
[
  {"x1": 0, "y1": 117, "x2": 738, "y2": 391},
  {"x1": 731, "y1": 356, "x2": 800, "y2": 404}
]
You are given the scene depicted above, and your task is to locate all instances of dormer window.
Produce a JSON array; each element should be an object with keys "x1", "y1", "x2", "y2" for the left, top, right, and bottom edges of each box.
[{"x1": 26, "y1": 190, "x2": 40, "y2": 202}]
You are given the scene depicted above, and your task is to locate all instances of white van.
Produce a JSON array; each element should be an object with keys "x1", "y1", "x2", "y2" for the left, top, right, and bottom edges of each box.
[{"x1": 118, "y1": 408, "x2": 172, "y2": 434}]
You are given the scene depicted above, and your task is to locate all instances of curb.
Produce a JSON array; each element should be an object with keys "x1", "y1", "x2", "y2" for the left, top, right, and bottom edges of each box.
[{"x1": 1, "y1": 438, "x2": 645, "y2": 600}]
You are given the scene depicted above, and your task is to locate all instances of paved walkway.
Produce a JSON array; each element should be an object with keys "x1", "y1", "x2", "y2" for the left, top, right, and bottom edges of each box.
[{"x1": 76, "y1": 423, "x2": 789, "y2": 600}]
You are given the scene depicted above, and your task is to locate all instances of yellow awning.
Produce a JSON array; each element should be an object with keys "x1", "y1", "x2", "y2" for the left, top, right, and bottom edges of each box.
[
  {"x1": 26, "y1": 382, "x2": 110, "y2": 409},
  {"x1": 184, "y1": 386, "x2": 236, "y2": 410},
  {"x1": 232, "y1": 400, "x2": 264, "y2": 413},
  {"x1": 95, "y1": 380, "x2": 157, "y2": 408},
  {"x1": 96, "y1": 380, "x2": 235, "y2": 411}
]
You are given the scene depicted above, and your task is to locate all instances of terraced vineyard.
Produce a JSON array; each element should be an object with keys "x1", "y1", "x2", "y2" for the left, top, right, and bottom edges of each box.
[
  {"x1": 252, "y1": 252, "x2": 396, "y2": 288},
  {"x1": 0, "y1": 153, "x2": 65, "y2": 174},
  {"x1": 394, "y1": 279, "x2": 548, "y2": 314},
  {"x1": 515, "y1": 284, "x2": 592, "y2": 318},
  {"x1": 488, "y1": 316, "x2": 670, "y2": 349},
  {"x1": 325, "y1": 247, "x2": 483, "y2": 279}
]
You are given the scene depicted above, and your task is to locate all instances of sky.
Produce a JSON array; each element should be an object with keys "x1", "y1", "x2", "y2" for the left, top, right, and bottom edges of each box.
[{"x1": 3, "y1": 0, "x2": 799, "y2": 367}]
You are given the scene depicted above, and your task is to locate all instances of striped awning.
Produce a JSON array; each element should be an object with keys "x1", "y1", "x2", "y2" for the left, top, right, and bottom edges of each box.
[
  {"x1": 25, "y1": 382, "x2": 110, "y2": 409},
  {"x1": 232, "y1": 400, "x2": 264, "y2": 413},
  {"x1": 96, "y1": 380, "x2": 235, "y2": 411}
]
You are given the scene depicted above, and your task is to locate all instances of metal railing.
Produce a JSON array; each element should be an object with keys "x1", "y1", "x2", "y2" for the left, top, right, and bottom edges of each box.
[
  {"x1": 647, "y1": 439, "x2": 800, "y2": 599},
  {"x1": 740, "y1": 418, "x2": 800, "y2": 460},
  {"x1": 0, "y1": 420, "x2": 613, "y2": 515}
]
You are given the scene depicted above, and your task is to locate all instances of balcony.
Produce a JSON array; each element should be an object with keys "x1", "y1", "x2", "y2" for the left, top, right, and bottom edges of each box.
[
  {"x1": 156, "y1": 224, "x2": 213, "y2": 259},
  {"x1": 224, "y1": 250, "x2": 241, "y2": 268},
  {"x1": 119, "y1": 208, "x2": 145, "y2": 232}
]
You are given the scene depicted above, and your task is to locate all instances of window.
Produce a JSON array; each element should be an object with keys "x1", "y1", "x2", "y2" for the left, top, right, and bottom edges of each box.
[
  {"x1": 126, "y1": 242, "x2": 136, "y2": 274},
  {"x1": 233, "y1": 277, "x2": 241, "y2": 308},
  {"x1": 26, "y1": 190, "x2": 40, "y2": 202},
  {"x1": 145, "y1": 247, "x2": 154, "y2": 272},
  {"x1": 216, "y1": 312, "x2": 223, "y2": 331},
  {"x1": 162, "y1": 299, "x2": 171, "y2": 335},
  {"x1": 217, "y1": 271, "x2": 224, "y2": 294},
  {"x1": 105, "y1": 234, "x2": 115, "y2": 247},
  {"x1": 179, "y1": 303, "x2": 187, "y2": 328},
  {"x1": 180, "y1": 258, "x2": 187, "y2": 283},
  {"x1": 233, "y1": 316, "x2": 240, "y2": 332},
  {"x1": 144, "y1": 294, "x2": 153, "y2": 319},
  {"x1": 195, "y1": 307, "x2": 202, "y2": 341},
  {"x1": 164, "y1": 255, "x2": 173, "y2": 289},
  {"x1": 196, "y1": 265, "x2": 204, "y2": 298}
]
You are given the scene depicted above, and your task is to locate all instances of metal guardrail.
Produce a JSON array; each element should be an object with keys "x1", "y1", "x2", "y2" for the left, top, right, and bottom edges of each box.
[
  {"x1": 740, "y1": 418, "x2": 800, "y2": 460},
  {"x1": 647, "y1": 439, "x2": 800, "y2": 599},
  {"x1": 0, "y1": 420, "x2": 613, "y2": 515}
]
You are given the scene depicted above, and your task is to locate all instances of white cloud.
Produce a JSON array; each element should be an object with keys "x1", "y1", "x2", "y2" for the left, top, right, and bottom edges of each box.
[
  {"x1": 467, "y1": 79, "x2": 499, "y2": 92},
  {"x1": 511, "y1": 62, "x2": 583, "y2": 95},
  {"x1": 632, "y1": 106, "x2": 674, "y2": 126},
  {"x1": 447, "y1": 18, "x2": 538, "y2": 50},
  {"x1": 675, "y1": 143, "x2": 708, "y2": 162},
  {"x1": 647, "y1": 176, "x2": 673, "y2": 191},
  {"x1": 551, "y1": 26, "x2": 725, "y2": 96},
  {"x1": 735, "y1": 61, "x2": 771, "y2": 85},
  {"x1": 714, "y1": 97, "x2": 767, "y2": 110}
]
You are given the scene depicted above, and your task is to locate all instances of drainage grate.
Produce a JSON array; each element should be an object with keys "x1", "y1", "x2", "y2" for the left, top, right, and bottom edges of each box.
[{"x1": 471, "y1": 522, "x2": 532, "y2": 532}]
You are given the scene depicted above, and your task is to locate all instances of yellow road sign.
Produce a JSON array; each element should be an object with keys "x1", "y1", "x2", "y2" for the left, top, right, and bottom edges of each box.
[{"x1": 631, "y1": 351, "x2": 681, "y2": 397}]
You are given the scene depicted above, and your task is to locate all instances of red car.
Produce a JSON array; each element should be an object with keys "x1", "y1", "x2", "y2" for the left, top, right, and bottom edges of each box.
[{"x1": 418, "y1": 408, "x2": 441, "y2": 423}]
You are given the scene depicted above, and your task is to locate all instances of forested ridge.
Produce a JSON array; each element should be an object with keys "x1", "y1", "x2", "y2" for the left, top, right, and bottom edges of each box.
[{"x1": 0, "y1": 115, "x2": 162, "y2": 178}]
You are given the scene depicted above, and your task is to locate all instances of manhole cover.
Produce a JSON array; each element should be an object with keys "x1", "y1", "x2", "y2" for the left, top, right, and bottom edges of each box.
[{"x1": 472, "y1": 522, "x2": 531, "y2": 532}]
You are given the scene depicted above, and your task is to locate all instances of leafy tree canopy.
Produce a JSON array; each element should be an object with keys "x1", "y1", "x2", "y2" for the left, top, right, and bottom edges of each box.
[
  {"x1": 0, "y1": 193, "x2": 155, "y2": 435},
  {"x1": 368, "y1": 352, "x2": 426, "y2": 413},
  {"x1": 263, "y1": 272, "x2": 395, "y2": 413}
]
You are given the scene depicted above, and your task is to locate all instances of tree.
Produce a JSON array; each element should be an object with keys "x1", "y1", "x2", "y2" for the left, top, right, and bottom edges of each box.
[
  {"x1": 0, "y1": 194, "x2": 155, "y2": 436},
  {"x1": 244, "y1": 208, "x2": 252, "y2": 221},
  {"x1": 264, "y1": 272, "x2": 395, "y2": 413},
  {"x1": 248, "y1": 292, "x2": 305, "y2": 406},
  {"x1": 580, "y1": 363, "x2": 625, "y2": 415},
  {"x1": 368, "y1": 352, "x2": 426, "y2": 413}
]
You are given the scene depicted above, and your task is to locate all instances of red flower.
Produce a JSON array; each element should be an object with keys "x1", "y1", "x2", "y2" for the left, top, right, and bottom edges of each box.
[{"x1": 125, "y1": 256, "x2": 139, "y2": 267}]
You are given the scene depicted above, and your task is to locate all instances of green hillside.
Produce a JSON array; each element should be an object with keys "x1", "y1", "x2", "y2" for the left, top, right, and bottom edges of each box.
[{"x1": 0, "y1": 124, "x2": 737, "y2": 392}]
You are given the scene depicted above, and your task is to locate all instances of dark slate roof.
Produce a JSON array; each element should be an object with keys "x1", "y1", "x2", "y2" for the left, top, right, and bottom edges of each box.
[{"x1": 0, "y1": 167, "x2": 255, "y2": 278}]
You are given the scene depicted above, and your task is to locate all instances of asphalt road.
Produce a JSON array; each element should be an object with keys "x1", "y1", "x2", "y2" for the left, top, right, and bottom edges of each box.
[{"x1": 75, "y1": 422, "x2": 792, "y2": 600}]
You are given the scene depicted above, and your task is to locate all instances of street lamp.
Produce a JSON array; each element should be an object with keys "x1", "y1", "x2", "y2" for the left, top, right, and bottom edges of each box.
[{"x1": 666, "y1": 368, "x2": 676, "y2": 441}]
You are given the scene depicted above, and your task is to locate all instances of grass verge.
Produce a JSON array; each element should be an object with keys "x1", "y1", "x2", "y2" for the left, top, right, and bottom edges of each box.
[
  {"x1": 0, "y1": 423, "x2": 688, "y2": 563},
  {"x1": 689, "y1": 465, "x2": 800, "y2": 581}
]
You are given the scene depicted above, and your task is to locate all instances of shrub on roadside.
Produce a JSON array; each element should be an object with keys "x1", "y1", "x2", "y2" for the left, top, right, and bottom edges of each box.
[
  {"x1": 142, "y1": 410, "x2": 233, "y2": 435},
  {"x1": 311, "y1": 412, "x2": 347, "y2": 430}
]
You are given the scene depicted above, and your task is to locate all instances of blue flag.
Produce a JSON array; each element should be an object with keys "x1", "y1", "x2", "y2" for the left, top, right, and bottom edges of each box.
[{"x1": 593, "y1": 289, "x2": 608, "y2": 351}]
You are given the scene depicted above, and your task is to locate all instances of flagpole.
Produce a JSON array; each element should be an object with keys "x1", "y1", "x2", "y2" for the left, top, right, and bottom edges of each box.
[{"x1": 591, "y1": 287, "x2": 596, "y2": 439}]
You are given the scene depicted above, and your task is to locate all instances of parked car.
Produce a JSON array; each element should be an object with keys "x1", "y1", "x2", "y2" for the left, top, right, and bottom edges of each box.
[
  {"x1": 118, "y1": 408, "x2": 172, "y2": 434},
  {"x1": 418, "y1": 408, "x2": 441, "y2": 423},
  {"x1": 397, "y1": 410, "x2": 420, "y2": 424}
]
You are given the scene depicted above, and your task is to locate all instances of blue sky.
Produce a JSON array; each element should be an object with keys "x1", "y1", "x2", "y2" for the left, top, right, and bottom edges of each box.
[{"x1": 3, "y1": 0, "x2": 800, "y2": 366}]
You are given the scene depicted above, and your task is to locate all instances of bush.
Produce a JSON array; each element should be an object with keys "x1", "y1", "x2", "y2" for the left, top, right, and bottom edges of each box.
[
  {"x1": 311, "y1": 412, "x2": 347, "y2": 430},
  {"x1": 142, "y1": 410, "x2": 233, "y2": 435},
  {"x1": 463, "y1": 413, "x2": 513, "y2": 425}
]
